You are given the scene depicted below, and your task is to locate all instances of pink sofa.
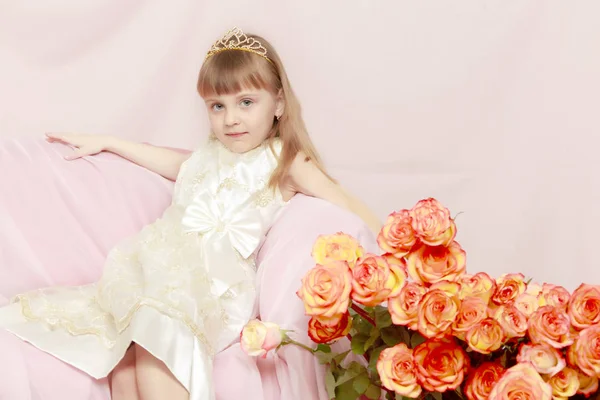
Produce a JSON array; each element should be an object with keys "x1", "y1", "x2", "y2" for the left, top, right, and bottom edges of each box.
[{"x1": 0, "y1": 137, "x2": 377, "y2": 400}]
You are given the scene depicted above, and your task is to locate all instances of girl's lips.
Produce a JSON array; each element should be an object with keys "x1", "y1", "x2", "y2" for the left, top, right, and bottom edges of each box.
[{"x1": 226, "y1": 132, "x2": 247, "y2": 138}]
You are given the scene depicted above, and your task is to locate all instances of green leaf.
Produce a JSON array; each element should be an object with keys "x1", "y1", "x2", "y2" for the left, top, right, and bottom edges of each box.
[
  {"x1": 400, "y1": 327, "x2": 411, "y2": 344},
  {"x1": 324, "y1": 367, "x2": 336, "y2": 400},
  {"x1": 375, "y1": 306, "x2": 393, "y2": 328},
  {"x1": 352, "y1": 374, "x2": 371, "y2": 394},
  {"x1": 354, "y1": 315, "x2": 373, "y2": 336},
  {"x1": 364, "y1": 327, "x2": 380, "y2": 352},
  {"x1": 428, "y1": 392, "x2": 443, "y2": 400},
  {"x1": 410, "y1": 331, "x2": 426, "y2": 348},
  {"x1": 351, "y1": 334, "x2": 369, "y2": 355},
  {"x1": 336, "y1": 362, "x2": 365, "y2": 386},
  {"x1": 333, "y1": 349, "x2": 351, "y2": 365},
  {"x1": 316, "y1": 344, "x2": 331, "y2": 353},
  {"x1": 380, "y1": 326, "x2": 405, "y2": 347},
  {"x1": 367, "y1": 345, "x2": 386, "y2": 374},
  {"x1": 364, "y1": 384, "x2": 382, "y2": 399},
  {"x1": 335, "y1": 379, "x2": 361, "y2": 400},
  {"x1": 315, "y1": 350, "x2": 336, "y2": 364}
]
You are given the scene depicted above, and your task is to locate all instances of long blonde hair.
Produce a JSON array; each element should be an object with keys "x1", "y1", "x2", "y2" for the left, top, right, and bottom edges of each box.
[{"x1": 197, "y1": 33, "x2": 333, "y2": 189}]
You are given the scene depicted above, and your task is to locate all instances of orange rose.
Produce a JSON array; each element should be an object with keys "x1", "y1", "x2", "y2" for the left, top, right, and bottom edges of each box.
[
  {"x1": 351, "y1": 254, "x2": 406, "y2": 307},
  {"x1": 413, "y1": 338, "x2": 468, "y2": 392},
  {"x1": 488, "y1": 362, "x2": 552, "y2": 400},
  {"x1": 493, "y1": 305, "x2": 528, "y2": 339},
  {"x1": 452, "y1": 296, "x2": 488, "y2": 341},
  {"x1": 311, "y1": 232, "x2": 364, "y2": 268},
  {"x1": 548, "y1": 367, "x2": 580, "y2": 398},
  {"x1": 406, "y1": 241, "x2": 466, "y2": 285},
  {"x1": 465, "y1": 318, "x2": 505, "y2": 354},
  {"x1": 410, "y1": 198, "x2": 456, "y2": 246},
  {"x1": 296, "y1": 261, "x2": 352, "y2": 325},
  {"x1": 459, "y1": 272, "x2": 496, "y2": 304},
  {"x1": 382, "y1": 253, "x2": 407, "y2": 271},
  {"x1": 377, "y1": 210, "x2": 418, "y2": 258},
  {"x1": 513, "y1": 293, "x2": 540, "y2": 318},
  {"x1": 388, "y1": 282, "x2": 427, "y2": 330},
  {"x1": 517, "y1": 343, "x2": 566, "y2": 376},
  {"x1": 417, "y1": 285, "x2": 461, "y2": 338},
  {"x1": 463, "y1": 362, "x2": 505, "y2": 400},
  {"x1": 568, "y1": 283, "x2": 600, "y2": 330},
  {"x1": 528, "y1": 305, "x2": 574, "y2": 349},
  {"x1": 526, "y1": 282, "x2": 543, "y2": 296},
  {"x1": 307, "y1": 313, "x2": 351, "y2": 344},
  {"x1": 577, "y1": 369, "x2": 599, "y2": 397},
  {"x1": 491, "y1": 273, "x2": 526, "y2": 306},
  {"x1": 377, "y1": 343, "x2": 422, "y2": 398},
  {"x1": 569, "y1": 325, "x2": 600, "y2": 378},
  {"x1": 539, "y1": 283, "x2": 570, "y2": 311},
  {"x1": 429, "y1": 280, "x2": 461, "y2": 295}
]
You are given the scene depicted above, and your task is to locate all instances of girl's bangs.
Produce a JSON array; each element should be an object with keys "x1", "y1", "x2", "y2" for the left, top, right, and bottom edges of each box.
[{"x1": 198, "y1": 52, "x2": 273, "y2": 97}]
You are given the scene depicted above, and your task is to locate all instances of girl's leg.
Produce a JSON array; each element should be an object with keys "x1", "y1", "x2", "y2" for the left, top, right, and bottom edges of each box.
[
  {"x1": 109, "y1": 345, "x2": 140, "y2": 400},
  {"x1": 134, "y1": 344, "x2": 189, "y2": 400}
]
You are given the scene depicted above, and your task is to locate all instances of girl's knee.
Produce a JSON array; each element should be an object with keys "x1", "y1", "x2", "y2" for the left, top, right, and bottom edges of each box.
[{"x1": 110, "y1": 356, "x2": 137, "y2": 399}]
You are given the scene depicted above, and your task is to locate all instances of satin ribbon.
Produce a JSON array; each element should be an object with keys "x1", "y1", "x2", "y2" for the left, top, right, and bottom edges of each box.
[{"x1": 181, "y1": 191, "x2": 263, "y2": 296}]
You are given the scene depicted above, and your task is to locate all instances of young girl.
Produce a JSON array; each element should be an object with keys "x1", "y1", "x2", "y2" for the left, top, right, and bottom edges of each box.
[{"x1": 0, "y1": 27, "x2": 381, "y2": 400}]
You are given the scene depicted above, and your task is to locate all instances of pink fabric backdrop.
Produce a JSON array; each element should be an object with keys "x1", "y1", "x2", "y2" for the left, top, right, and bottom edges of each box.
[{"x1": 1, "y1": 3, "x2": 599, "y2": 287}]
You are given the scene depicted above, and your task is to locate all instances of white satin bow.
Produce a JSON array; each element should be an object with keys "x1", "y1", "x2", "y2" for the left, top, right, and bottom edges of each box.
[{"x1": 181, "y1": 191, "x2": 263, "y2": 259}]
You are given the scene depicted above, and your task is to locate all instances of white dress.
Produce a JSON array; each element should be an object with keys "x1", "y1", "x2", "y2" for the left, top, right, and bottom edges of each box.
[{"x1": 0, "y1": 138, "x2": 288, "y2": 400}]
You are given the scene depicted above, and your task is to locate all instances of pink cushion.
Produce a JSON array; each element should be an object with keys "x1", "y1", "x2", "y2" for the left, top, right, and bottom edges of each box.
[
  {"x1": 213, "y1": 195, "x2": 377, "y2": 400},
  {"x1": 0, "y1": 138, "x2": 377, "y2": 400},
  {"x1": 0, "y1": 138, "x2": 173, "y2": 399}
]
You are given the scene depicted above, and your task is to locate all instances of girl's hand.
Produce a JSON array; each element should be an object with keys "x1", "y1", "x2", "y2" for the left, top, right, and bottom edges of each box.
[{"x1": 45, "y1": 132, "x2": 114, "y2": 160}]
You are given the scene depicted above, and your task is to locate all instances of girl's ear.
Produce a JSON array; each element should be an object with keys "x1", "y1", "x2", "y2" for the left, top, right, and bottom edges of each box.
[{"x1": 275, "y1": 89, "x2": 285, "y2": 118}]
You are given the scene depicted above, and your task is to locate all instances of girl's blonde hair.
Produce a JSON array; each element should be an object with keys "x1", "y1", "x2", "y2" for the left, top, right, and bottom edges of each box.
[{"x1": 197, "y1": 33, "x2": 334, "y2": 189}]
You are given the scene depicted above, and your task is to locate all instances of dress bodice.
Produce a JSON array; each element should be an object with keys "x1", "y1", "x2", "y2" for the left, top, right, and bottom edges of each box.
[{"x1": 172, "y1": 138, "x2": 287, "y2": 260}]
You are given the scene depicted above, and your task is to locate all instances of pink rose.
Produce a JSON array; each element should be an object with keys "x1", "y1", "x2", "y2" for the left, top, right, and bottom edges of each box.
[
  {"x1": 528, "y1": 306, "x2": 574, "y2": 349},
  {"x1": 491, "y1": 273, "x2": 526, "y2": 307},
  {"x1": 410, "y1": 198, "x2": 456, "y2": 246},
  {"x1": 539, "y1": 283, "x2": 570, "y2": 311},
  {"x1": 388, "y1": 282, "x2": 427, "y2": 330},
  {"x1": 406, "y1": 241, "x2": 466, "y2": 285},
  {"x1": 240, "y1": 319, "x2": 284, "y2": 358},
  {"x1": 413, "y1": 338, "x2": 469, "y2": 392},
  {"x1": 517, "y1": 343, "x2": 566, "y2": 376},
  {"x1": 488, "y1": 362, "x2": 552, "y2": 400},
  {"x1": 351, "y1": 254, "x2": 406, "y2": 307},
  {"x1": 464, "y1": 362, "x2": 505, "y2": 400},
  {"x1": 377, "y1": 210, "x2": 418, "y2": 258},
  {"x1": 568, "y1": 283, "x2": 600, "y2": 330},
  {"x1": 417, "y1": 283, "x2": 461, "y2": 338},
  {"x1": 492, "y1": 305, "x2": 528, "y2": 339},
  {"x1": 513, "y1": 293, "x2": 540, "y2": 318},
  {"x1": 459, "y1": 272, "x2": 496, "y2": 304},
  {"x1": 377, "y1": 343, "x2": 422, "y2": 398},
  {"x1": 296, "y1": 261, "x2": 353, "y2": 326}
]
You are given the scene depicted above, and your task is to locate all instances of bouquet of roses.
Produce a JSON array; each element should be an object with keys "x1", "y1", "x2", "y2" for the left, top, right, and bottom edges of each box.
[{"x1": 240, "y1": 198, "x2": 600, "y2": 400}]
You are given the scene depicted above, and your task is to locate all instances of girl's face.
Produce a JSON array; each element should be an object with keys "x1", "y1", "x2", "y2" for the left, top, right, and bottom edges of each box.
[{"x1": 203, "y1": 88, "x2": 284, "y2": 154}]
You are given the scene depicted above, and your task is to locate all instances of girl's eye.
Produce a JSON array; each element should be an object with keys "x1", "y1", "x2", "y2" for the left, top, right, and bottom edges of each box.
[
  {"x1": 240, "y1": 99, "x2": 253, "y2": 107},
  {"x1": 211, "y1": 103, "x2": 223, "y2": 111}
]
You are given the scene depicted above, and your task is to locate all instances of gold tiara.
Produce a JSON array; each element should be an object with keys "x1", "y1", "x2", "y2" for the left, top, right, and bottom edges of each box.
[{"x1": 205, "y1": 27, "x2": 272, "y2": 63}]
